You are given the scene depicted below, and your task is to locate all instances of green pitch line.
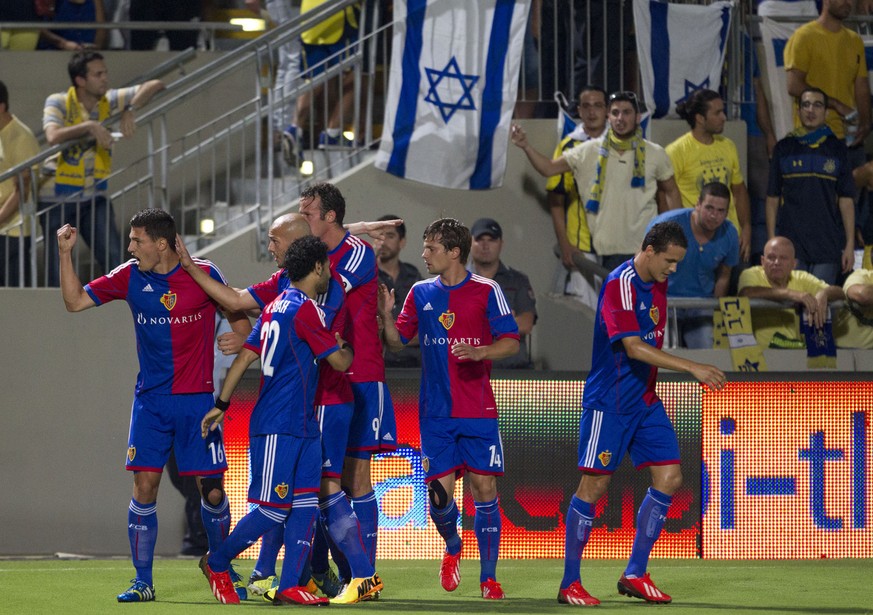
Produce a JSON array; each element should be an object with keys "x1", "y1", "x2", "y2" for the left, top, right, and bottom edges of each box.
[{"x1": 0, "y1": 558, "x2": 870, "y2": 614}]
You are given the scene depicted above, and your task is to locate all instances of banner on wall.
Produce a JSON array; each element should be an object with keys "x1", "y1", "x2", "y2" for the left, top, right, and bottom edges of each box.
[{"x1": 375, "y1": 0, "x2": 531, "y2": 190}]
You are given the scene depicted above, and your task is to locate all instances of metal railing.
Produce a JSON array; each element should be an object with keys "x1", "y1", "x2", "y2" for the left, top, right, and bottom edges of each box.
[{"x1": 0, "y1": 0, "x2": 387, "y2": 287}]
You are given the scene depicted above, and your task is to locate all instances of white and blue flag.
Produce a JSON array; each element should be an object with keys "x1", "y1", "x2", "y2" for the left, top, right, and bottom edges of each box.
[
  {"x1": 633, "y1": 0, "x2": 734, "y2": 119},
  {"x1": 375, "y1": 0, "x2": 531, "y2": 190}
]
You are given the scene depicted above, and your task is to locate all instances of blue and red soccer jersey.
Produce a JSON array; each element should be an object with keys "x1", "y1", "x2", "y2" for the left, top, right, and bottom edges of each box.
[
  {"x1": 244, "y1": 287, "x2": 340, "y2": 437},
  {"x1": 583, "y1": 259, "x2": 668, "y2": 414},
  {"x1": 85, "y1": 258, "x2": 225, "y2": 395},
  {"x1": 329, "y1": 232, "x2": 385, "y2": 383},
  {"x1": 247, "y1": 269, "x2": 351, "y2": 406},
  {"x1": 394, "y1": 272, "x2": 519, "y2": 419}
]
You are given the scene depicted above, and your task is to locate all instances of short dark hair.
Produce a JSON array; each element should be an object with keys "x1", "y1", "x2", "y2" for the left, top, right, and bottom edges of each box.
[
  {"x1": 608, "y1": 91, "x2": 641, "y2": 113},
  {"x1": 300, "y1": 182, "x2": 346, "y2": 225},
  {"x1": 675, "y1": 89, "x2": 722, "y2": 128},
  {"x1": 130, "y1": 209, "x2": 176, "y2": 245},
  {"x1": 378, "y1": 214, "x2": 405, "y2": 239},
  {"x1": 0, "y1": 80, "x2": 8, "y2": 111},
  {"x1": 799, "y1": 87, "x2": 829, "y2": 110},
  {"x1": 283, "y1": 235, "x2": 329, "y2": 282},
  {"x1": 423, "y1": 218, "x2": 472, "y2": 263},
  {"x1": 642, "y1": 221, "x2": 688, "y2": 253},
  {"x1": 576, "y1": 85, "x2": 607, "y2": 104},
  {"x1": 698, "y1": 181, "x2": 731, "y2": 202},
  {"x1": 68, "y1": 51, "x2": 105, "y2": 86}
]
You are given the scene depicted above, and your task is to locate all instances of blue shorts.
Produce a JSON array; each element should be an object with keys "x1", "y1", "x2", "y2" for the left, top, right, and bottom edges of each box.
[
  {"x1": 317, "y1": 402, "x2": 354, "y2": 478},
  {"x1": 420, "y1": 417, "x2": 505, "y2": 482},
  {"x1": 249, "y1": 434, "x2": 321, "y2": 508},
  {"x1": 577, "y1": 401, "x2": 680, "y2": 474},
  {"x1": 300, "y1": 18, "x2": 359, "y2": 79},
  {"x1": 347, "y1": 381, "x2": 398, "y2": 458},
  {"x1": 126, "y1": 391, "x2": 226, "y2": 476}
]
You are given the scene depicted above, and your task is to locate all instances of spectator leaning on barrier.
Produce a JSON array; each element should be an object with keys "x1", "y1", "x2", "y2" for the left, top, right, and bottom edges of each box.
[
  {"x1": 41, "y1": 51, "x2": 164, "y2": 286},
  {"x1": 646, "y1": 182, "x2": 739, "y2": 349},
  {"x1": 738, "y1": 236, "x2": 844, "y2": 348}
]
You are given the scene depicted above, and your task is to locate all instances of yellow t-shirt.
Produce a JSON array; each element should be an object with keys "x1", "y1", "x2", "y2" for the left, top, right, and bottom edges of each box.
[
  {"x1": 737, "y1": 266, "x2": 828, "y2": 348},
  {"x1": 665, "y1": 131, "x2": 744, "y2": 233},
  {"x1": 834, "y1": 268, "x2": 873, "y2": 349},
  {"x1": 301, "y1": 0, "x2": 359, "y2": 45},
  {"x1": 545, "y1": 134, "x2": 593, "y2": 252},
  {"x1": 783, "y1": 21, "x2": 867, "y2": 139},
  {"x1": 0, "y1": 116, "x2": 41, "y2": 238}
]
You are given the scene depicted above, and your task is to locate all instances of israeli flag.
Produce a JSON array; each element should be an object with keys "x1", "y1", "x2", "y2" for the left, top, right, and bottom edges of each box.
[
  {"x1": 633, "y1": 0, "x2": 734, "y2": 119},
  {"x1": 375, "y1": 0, "x2": 531, "y2": 190}
]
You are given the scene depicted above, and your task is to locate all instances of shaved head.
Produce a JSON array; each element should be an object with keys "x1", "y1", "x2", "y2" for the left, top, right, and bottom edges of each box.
[{"x1": 267, "y1": 212, "x2": 312, "y2": 267}]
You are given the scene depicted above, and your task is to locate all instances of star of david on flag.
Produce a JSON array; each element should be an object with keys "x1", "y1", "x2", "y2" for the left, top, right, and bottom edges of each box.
[
  {"x1": 424, "y1": 57, "x2": 480, "y2": 123},
  {"x1": 633, "y1": 0, "x2": 734, "y2": 119},
  {"x1": 375, "y1": 0, "x2": 531, "y2": 190}
]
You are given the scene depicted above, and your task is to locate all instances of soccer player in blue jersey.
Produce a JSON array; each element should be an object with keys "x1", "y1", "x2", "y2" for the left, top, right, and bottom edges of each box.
[
  {"x1": 198, "y1": 235, "x2": 358, "y2": 606},
  {"x1": 176, "y1": 213, "x2": 384, "y2": 603},
  {"x1": 378, "y1": 218, "x2": 520, "y2": 600},
  {"x1": 57, "y1": 209, "x2": 252, "y2": 603},
  {"x1": 557, "y1": 221, "x2": 725, "y2": 606}
]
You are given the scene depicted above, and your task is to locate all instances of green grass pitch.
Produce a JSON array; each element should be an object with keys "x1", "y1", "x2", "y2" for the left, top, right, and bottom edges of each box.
[{"x1": 1, "y1": 557, "x2": 870, "y2": 614}]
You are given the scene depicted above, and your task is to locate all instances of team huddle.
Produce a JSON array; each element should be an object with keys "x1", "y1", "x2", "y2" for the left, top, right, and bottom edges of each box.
[{"x1": 59, "y1": 182, "x2": 724, "y2": 607}]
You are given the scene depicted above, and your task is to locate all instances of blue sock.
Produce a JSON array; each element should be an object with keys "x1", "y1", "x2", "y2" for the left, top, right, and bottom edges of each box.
[
  {"x1": 128, "y1": 498, "x2": 158, "y2": 587},
  {"x1": 625, "y1": 488, "x2": 672, "y2": 578},
  {"x1": 429, "y1": 499, "x2": 461, "y2": 555},
  {"x1": 561, "y1": 495, "x2": 594, "y2": 589},
  {"x1": 349, "y1": 491, "x2": 378, "y2": 567},
  {"x1": 201, "y1": 495, "x2": 231, "y2": 553},
  {"x1": 209, "y1": 506, "x2": 284, "y2": 573},
  {"x1": 322, "y1": 491, "x2": 374, "y2": 578},
  {"x1": 474, "y1": 497, "x2": 502, "y2": 583},
  {"x1": 279, "y1": 494, "x2": 319, "y2": 591},
  {"x1": 253, "y1": 523, "x2": 283, "y2": 578},
  {"x1": 310, "y1": 514, "x2": 330, "y2": 574}
]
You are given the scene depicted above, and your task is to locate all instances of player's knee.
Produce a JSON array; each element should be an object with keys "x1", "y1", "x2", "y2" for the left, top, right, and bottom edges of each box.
[
  {"x1": 428, "y1": 480, "x2": 449, "y2": 510},
  {"x1": 653, "y1": 468, "x2": 683, "y2": 496},
  {"x1": 199, "y1": 477, "x2": 225, "y2": 505}
]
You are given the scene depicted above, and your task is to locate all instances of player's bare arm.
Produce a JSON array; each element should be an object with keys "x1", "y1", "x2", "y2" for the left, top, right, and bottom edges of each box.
[
  {"x1": 57, "y1": 224, "x2": 97, "y2": 312},
  {"x1": 202, "y1": 347, "x2": 259, "y2": 438},
  {"x1": 175, "y1": 234, "x2": 258, "y2": 312},
  {"x1": 621, "y1": 336, "x2": 725, "y2": 390},
  {"x1": 346, "y1": 218, "x2": 403, "y2": 241},
  {"x1": 452, "y1": 336, "x2": 520, "y2": 362},
  {"x1": 323, "y1": 333, "x2": 355, "y2": 372}
]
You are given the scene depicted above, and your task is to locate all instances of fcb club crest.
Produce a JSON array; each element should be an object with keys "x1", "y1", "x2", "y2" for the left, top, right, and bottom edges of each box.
[
  {"x1": 421, "y1": 454, "x2": 430, "y2": 473},
  {"x1": 160, "y1": 292, "x2": 176, "y2": 311},
  {"x1": 127, "y1": 446, "x2": 136, "y2": 462},
  {"x1": 649, "y1": 305, "x2": 659, "y2": 326},
  {"x1": 598, "y1": 450, "x2": 612, "y2": 467},
  {"x1": 438, "y1": 311, "x2": 455, "y2": 330},
  {"x1": 274, "y1": 482, "x2": 289, "y2": 499}
]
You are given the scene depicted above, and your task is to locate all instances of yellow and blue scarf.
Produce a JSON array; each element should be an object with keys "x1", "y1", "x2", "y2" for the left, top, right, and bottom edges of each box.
[
  {"x1": 586, "y1": 127, "x2": 646, "y2": 213},
  {"x1": 55, "y1": 86, "x2": 111, "y2": 195},
  {"x1": 788, "y1": 124, "x2": 833, "y2": 149}
]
